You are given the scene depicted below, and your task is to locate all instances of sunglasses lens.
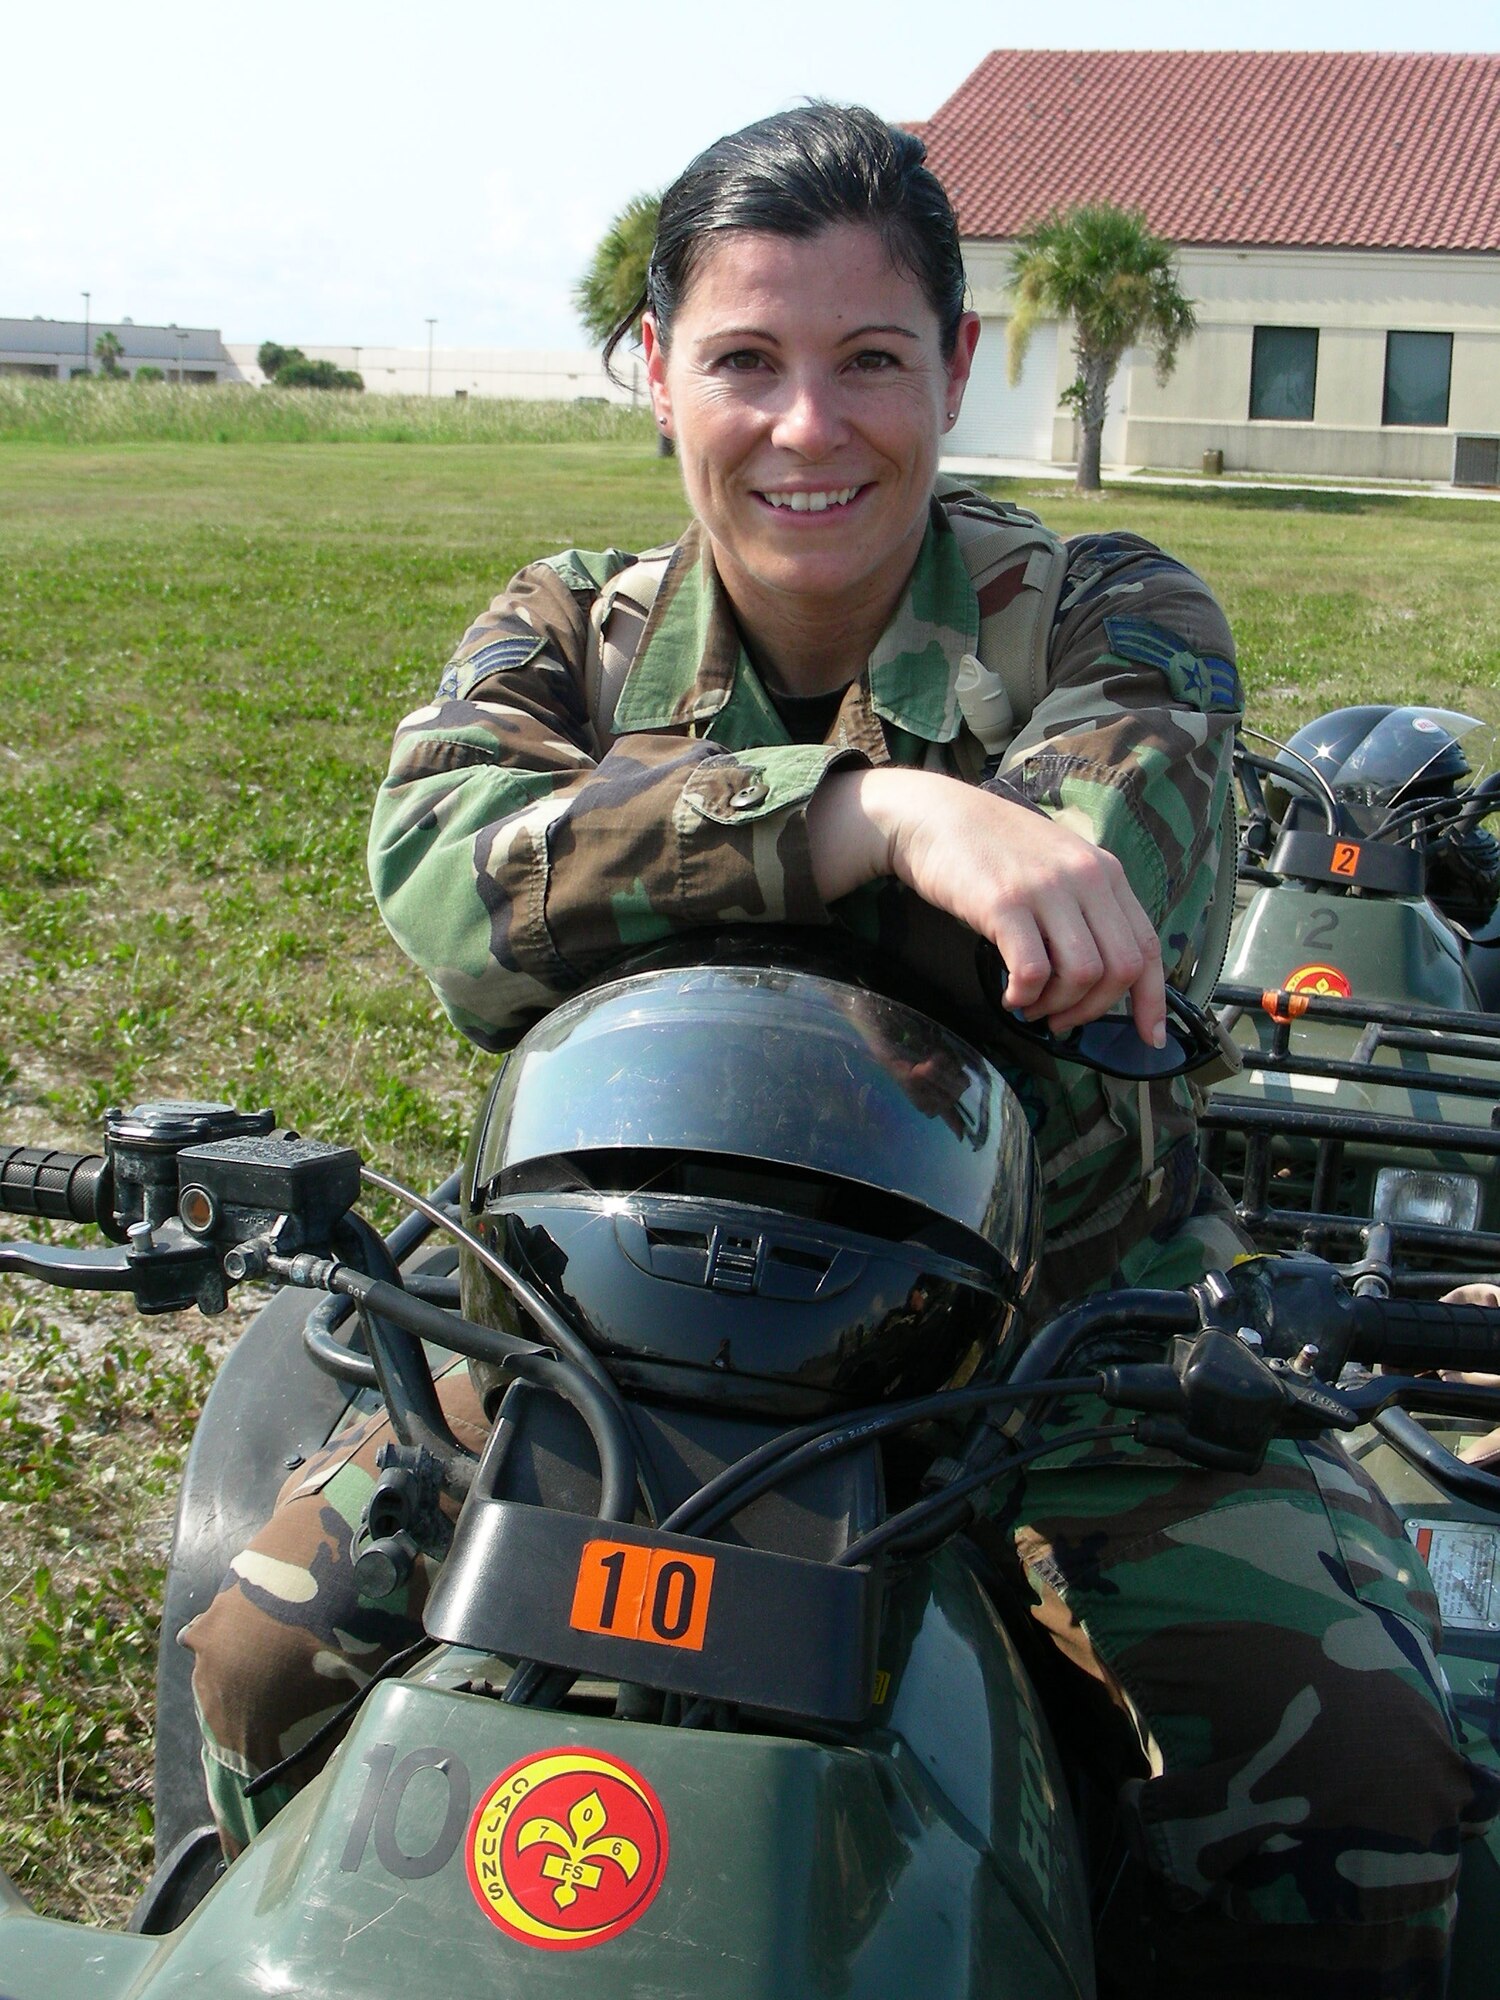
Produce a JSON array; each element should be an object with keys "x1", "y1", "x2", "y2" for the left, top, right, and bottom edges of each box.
[
  {"x1": 975, "y1": 944, "x2": 1220, "y2": 1081},
  {"x1": 1073, "y1": 1018, "x2": 1191, "y2": 1079}
]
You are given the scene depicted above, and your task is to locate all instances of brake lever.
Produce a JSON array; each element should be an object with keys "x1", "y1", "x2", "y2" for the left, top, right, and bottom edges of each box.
[
  {"x1": 0, "y1": 1220, "x2": 227, "y2": 1315},
  {"x1": 0, "y1": 1240, "x2": 134, "y2": 1291},
  {"x1": 1335, "y1": 1375, "x2": 1500, "y2": 1425},
  {"x1": 1099, "y1": 1330, "x2": 1361, "y2": 1472}
]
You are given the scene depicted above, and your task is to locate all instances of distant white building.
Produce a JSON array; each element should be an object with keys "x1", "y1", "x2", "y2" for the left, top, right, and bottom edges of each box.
[
  {"x1": 0, "y1": 317, "x2": 243, "y2": 383},
  {"x1": 224, "y1": 344, "x2": 644, "y2": 404}
]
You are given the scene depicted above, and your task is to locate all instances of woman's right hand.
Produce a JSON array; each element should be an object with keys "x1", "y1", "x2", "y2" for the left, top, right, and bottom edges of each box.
[{"x1": 806, "y1": 766, "x2": 1167, "y2": 1045}]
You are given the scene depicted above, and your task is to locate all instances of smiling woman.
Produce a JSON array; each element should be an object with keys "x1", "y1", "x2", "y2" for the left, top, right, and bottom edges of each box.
[
  {"x1": 641, "y1": 226, "x2": 978, "y2": 689},
  {"x1": 182, "y1": 103, "x2": 1496, "y2": 1998}
]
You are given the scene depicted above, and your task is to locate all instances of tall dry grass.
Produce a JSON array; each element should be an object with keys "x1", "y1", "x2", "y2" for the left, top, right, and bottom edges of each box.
[{"x1": 0, "y1": 378, "x2": 656, "y2": 446}]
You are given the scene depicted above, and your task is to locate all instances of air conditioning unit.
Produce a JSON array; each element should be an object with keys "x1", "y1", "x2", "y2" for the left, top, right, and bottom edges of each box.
[{"x1": 1453, "y1": 435, "x2": 1500, "y2": 487}]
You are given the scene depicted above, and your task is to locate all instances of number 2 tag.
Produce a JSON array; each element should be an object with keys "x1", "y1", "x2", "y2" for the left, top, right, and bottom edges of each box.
[{"x1": 569, "y1": 1539, "x2": 715, "y2": 1652}]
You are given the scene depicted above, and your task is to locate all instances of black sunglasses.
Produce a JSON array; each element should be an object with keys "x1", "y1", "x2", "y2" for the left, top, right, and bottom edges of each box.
[{"x1": 974, "y1": 945, "x2": 1226, "y2": 1081}]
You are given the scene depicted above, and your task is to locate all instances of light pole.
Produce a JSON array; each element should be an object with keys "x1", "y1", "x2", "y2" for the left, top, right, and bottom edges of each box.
[
  {"x1": 425, "y1": 319, "x2": 436, "y2": 397},
  {"x1": 175, "y1": 328, "x2": 188, "y2": 385},
  {"x1": 81, "y1": 291, "x2": 90, "y2": 379},
  {"x1": 353, "y1": 344, "x2": 361, "y2": 384}
]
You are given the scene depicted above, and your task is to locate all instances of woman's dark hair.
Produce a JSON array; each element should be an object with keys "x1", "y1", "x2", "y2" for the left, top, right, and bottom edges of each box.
[{"x1": 602, "y1": 103, "x2": 966, "y2": 381}]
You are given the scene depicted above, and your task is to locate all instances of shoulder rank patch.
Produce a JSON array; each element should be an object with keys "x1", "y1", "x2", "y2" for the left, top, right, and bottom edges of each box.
[
  {"x1": 436, "y1": 633, "x2": 545, "y2": 700},
  {"x1": 1102, "y1": 615, "x2": 1242, "y2": 714}
]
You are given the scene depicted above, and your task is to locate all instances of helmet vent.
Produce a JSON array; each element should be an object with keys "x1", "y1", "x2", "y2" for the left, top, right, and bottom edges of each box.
[
  {"x1": 621, "y1": 1210, "x2": 862, "y2": 1302},
  {"x1": 710, "y1": 1234, "x2": 760, "y2": 1293}
]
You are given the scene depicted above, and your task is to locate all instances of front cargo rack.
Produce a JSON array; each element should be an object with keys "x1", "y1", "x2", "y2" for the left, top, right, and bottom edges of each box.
[{"x1": 1202, "y1": 981, "x2": 1500, "y2": 1291}]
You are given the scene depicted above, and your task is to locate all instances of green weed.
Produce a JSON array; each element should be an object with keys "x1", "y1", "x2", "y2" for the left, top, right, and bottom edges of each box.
[
  {"x1": 0, "y1": 1309, "x2": 217, "y2": 1919},
  {"x1": 0, "y1": 379, "x2": 656, "y2": 448}
]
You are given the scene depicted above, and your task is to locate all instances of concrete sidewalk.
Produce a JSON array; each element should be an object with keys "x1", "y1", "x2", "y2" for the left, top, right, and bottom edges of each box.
[{"x1": 939, "y1": 454, "x2": 1500, "y2": 503}]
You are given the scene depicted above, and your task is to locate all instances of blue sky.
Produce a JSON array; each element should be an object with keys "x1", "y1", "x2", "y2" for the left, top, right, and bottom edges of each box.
[{"x1": 6, "y1": 0, "x2": 1496, "y2": 351}]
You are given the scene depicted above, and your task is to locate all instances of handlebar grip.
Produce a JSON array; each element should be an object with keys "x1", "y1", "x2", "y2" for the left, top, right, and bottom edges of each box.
[
  {"x1": 0, "y1": 1145, "x2": 111, "y2": 1227},
  {"x1": 1350, "y1": 1295, "x2": 1500, "y2": 1372}
]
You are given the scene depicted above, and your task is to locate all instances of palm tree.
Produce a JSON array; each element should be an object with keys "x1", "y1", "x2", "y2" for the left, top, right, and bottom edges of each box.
[
  {"x1": 575, "y1": 193, "x2": 668, "y2": 451},
  {"x1": 575, "y1": 192, "x2": 660, "y2": 349},
  {"x1": 1007, "y1": 204, "x2": 1195, "y2": 495},
  {"x1": 93, "y1": 330, "x2": 124, "y2": 378}
]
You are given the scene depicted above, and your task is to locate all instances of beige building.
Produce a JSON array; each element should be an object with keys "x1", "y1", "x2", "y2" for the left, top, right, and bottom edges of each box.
[
  {"x1": 918, "y1": 51, "x2": 1500, "y2": 483},
  {"x1": 224, "y1": 344, "x2": 644, "y2": 405}
]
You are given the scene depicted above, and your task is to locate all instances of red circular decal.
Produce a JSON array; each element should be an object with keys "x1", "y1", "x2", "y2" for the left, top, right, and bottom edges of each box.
[
  {"x1": 1284, "y1": 963, "x2": 1352, "y2": 998},
  {"x1": 466, "y1": 1748, "x2": 668, "y2": 1950}
]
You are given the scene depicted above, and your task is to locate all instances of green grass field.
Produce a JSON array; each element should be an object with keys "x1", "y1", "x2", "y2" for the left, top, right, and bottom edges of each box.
[{"x1": 1, "y1": 414, "x2": 1498, "y2": 1922}]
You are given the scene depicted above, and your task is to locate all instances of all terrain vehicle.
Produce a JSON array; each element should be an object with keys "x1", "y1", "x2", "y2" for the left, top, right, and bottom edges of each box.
[
  {"x1": 1204, "y1": 706, "x2": 1500, "y2": 1288},
  {"x1": 3, "y1": 938, "x2": 1500, "y2": 1997}
]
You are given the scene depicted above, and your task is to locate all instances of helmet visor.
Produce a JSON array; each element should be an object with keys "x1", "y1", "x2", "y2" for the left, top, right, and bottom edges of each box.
[{"x1": 473, "y1": 964, "x2": 1038, "y2": 1277}]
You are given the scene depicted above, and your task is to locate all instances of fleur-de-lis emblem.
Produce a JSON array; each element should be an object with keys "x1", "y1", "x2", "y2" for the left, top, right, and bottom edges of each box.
[{"x1": 516, "y1": 1789, "x2": 642, "y2": 1910}]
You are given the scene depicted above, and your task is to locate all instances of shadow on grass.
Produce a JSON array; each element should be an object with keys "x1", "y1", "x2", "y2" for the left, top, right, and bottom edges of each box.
[
  {"x1": 968, "y1": 475, "x2": 1379, "y2": 516},
  {"x1": 1128, "y1": 486, "x2": 1374, "y2": 515}
]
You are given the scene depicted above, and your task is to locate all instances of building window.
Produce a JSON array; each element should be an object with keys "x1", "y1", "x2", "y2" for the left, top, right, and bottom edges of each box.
[
  {"x1": 1383, "y1": 331, "x2": 1452, "y2": 427},
  {"x1": 1249, "y1": 326, "x2": 1318, "y2": 421}
]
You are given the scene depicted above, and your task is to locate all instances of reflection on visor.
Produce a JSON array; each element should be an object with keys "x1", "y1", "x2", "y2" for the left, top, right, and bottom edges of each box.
[
  {"x1": 477, "y1": 965, "x2": 1040, "y2": 1271},
  {"x1": 1341, "y1": 708, "x2": 1488, "y2": 802}
]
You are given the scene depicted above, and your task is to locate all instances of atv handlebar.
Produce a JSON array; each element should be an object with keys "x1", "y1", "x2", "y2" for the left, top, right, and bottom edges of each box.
[
  {"x1": 1350, "y1": 1295, "x2": 1500, "y2": 1372},
  {"x1": 0, "y1": 1145, "x2": 111, "y2": 1228}
]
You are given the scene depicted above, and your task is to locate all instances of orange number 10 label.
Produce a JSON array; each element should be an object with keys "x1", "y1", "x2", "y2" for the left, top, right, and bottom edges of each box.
[{"x1": 570, "y1": 1540, "x2": 716, "y2": 1652}]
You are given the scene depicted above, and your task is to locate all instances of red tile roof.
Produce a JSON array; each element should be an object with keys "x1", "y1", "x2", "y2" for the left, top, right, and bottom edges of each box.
[{"x1": 915, "y1": 50, "x2": 1500, "y2": 251}]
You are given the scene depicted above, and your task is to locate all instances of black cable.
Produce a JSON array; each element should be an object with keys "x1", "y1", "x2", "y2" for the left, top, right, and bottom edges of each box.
[
  {"x1": 837, "y1": 1422, "x2": 1129, "y2": 1567},
  {"x1": 334, "y1": 1215, "x2": 476, "y2": 1484},
  {"x1": 302, "y1": 1294, "x2": 378, "y2": 1388},
  {"x1": 661, "y1": 1374, "x2": 1100, "y2": 1539},
  {"x1": 361, "y1": 1166, "x2": 600, "y2": 1368},
  {"x1": 357, "y1": 1167, "x2": 667, "y2": 1526},
  {"x1": 504, "y1": 1351, "x2": 637, "y2": 1525},
  {"x1": 298, "y1": 1175, "x2": 463, "y2": 1385}
]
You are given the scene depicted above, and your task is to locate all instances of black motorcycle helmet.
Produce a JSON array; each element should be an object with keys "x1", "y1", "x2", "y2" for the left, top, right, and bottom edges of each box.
[
  {"x1": 1266, "y1": 705, "x2": 1475, "y2": 835},
  {"x1": 460, "y1": 937, "x2": 1042, "y2": 1419},
  {"x1": 1265, "y1": 705, "x2": 1499, "y2": 929}
]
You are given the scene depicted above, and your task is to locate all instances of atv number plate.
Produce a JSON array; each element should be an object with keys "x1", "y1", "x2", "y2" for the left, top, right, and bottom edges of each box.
[
  {"x1": 570, "y1": 1540, "x2": 715, "y2": 1652},
  {"x1": 423, "y1": 1502, "x2": 878, "y2": 1722}
]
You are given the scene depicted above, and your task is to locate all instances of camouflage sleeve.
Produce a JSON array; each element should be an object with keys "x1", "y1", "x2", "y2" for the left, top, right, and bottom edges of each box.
[
  {"x1": 993, "y1": 531, "x2": 1241, "y2": 978},
  {"x1": 367, "y1": 554, "x2": 852, "y2": 1047}
]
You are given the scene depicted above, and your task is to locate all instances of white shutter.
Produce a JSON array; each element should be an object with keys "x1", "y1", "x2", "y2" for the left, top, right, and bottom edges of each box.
[{"x1": 947, "y1": 319, "x2": 1059, "y2": 460}]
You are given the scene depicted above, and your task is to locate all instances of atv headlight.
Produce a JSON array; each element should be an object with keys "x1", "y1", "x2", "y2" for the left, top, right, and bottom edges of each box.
[{"x1": 1373, "y1": 1168, "x2": 1482, "y2": 1232}]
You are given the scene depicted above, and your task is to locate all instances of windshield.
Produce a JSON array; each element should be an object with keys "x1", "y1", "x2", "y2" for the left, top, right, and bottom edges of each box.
[
  {"x1": 1328, "y1": 707, "x2": 1493, "y2": 805},
  {"x1": 473, "y1": 963, "x2": 1040, "y2": 1272}
]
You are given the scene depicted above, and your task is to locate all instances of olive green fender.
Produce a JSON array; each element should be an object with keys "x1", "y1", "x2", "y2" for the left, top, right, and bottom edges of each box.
[
  {"x1": 0, "y1": 1548, "x2": 1093, "y2": 2000},
  {"x1": 1222, "y1": 882, "x2": 1474, "y2": 1013}
]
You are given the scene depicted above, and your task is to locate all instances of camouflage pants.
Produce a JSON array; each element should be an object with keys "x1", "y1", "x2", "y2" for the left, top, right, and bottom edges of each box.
[
  {"x1": 179, "y1": 1363, "x2": 491, "y2": 1856},
  {"x1": 181, "y1": 1208, "x2": 1496, "y2": 1997}
]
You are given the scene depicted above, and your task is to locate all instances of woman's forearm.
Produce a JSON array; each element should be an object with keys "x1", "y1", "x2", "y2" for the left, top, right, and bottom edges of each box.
[{"x1": 806, "y1": 766, "x2": 1166, "y2": 1043}]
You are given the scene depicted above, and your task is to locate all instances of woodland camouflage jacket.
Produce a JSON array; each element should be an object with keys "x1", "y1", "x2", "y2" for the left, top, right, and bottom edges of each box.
[{"x1": 368, "y1": 493, "x2": 1243, "y2": 1309}]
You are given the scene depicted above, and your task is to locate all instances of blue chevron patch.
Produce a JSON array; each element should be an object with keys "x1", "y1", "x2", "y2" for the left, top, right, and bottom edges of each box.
[
  {"x1": 436, "y1": 633, "x2": 544, "y2": 699},
  {"x1": 1103, "y1": 616, "x2": 1242, "y2": 713}
]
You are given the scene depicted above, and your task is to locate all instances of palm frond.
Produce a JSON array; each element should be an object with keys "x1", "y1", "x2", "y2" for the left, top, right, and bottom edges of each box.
[
  {"x1": 1006, "y1": 203, "x2": 1195, "y2": 379},
  {"x1": 574, "y1": 192, "x2": 662, "y2": 348}
]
